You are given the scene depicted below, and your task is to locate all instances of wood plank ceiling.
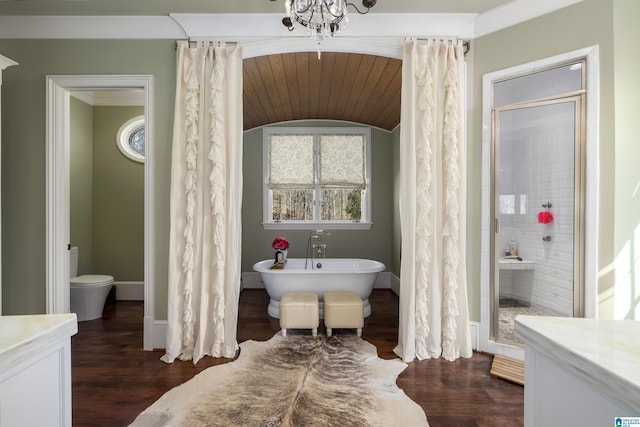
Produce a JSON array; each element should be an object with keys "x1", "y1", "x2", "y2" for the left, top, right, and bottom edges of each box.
[{"x1": 243, "y1": 52, "x2": 402, "y2": 131}]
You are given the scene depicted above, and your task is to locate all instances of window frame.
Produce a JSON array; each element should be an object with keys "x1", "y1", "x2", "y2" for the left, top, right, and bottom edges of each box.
[
  {"x1": 262, "y1": 127, "x2": 372, "y2": 230},
  {"x1": 116, "y1": 115, "x2": 145, "y2": 163}
]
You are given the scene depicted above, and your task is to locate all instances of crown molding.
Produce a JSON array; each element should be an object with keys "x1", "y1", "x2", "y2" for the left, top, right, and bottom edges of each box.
[
  {"x1": 171, "y1": 12, "x2": 476, "y2": 40},
  {"x1": 475, "y1": 0, "x2": 583, "y2": 37},
  {"x1": 0, "y1": 16, "x2": 185, "y2": 39},
  {"x1": 241, "y1": 37, "x2": 405, "y2": 59},
  {"x1": 0, "y1": 1, "x2": 584, "y2": 40},
  {"x1": 0, "y1": 54, "x2": 18, "y2": 70},
  {"x1": 71, "y1": 90, "x2": 145, "y2": 106}
]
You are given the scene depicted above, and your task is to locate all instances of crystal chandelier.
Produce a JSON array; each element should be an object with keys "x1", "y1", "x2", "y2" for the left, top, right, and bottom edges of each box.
[{"x1": 278, "y1": 0, "x2": 377, "y2": 57}]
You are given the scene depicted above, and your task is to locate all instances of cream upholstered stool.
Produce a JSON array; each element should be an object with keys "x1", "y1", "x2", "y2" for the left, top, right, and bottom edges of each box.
[
  {"x1": 323, "y1": 291, "x2": 364, "y2": 337},
  {"x1": 279, "y1": 292, "x2": 319, "y2": 337}
]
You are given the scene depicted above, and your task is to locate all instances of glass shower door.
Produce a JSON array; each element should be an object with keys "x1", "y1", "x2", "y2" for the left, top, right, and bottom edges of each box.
[{"x1": 492, "y1": 96, "x2": 585, "y2": 344}]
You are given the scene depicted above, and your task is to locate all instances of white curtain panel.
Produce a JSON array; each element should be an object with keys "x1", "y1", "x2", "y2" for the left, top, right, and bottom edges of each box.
[
  {"x1": 395, "y1": 38, "x2": 473, "y2": 362},
  {"x1": 162, "y1": 41, "x2": 243, "y2": 364}
]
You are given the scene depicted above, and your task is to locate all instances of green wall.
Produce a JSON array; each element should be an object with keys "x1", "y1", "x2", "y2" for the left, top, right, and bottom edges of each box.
[
  {"x1": 92, "y1": 106, "x2": 144, "y2": 280},
  {"x1": 70, "y1": 101, "x2": 144, "y2": 280},
  {"x1": 70, "y1": 97, "x2": 94, "y2": 275},
  {"x1": 612, "y1": 0, "x2": 640, "y2": 319},
  {"x1": 241, "y1": 121, "x2": 394, "y2": 274},
  {"x1": 0, "y1": 40, "x2": 175, "y2": 316}
]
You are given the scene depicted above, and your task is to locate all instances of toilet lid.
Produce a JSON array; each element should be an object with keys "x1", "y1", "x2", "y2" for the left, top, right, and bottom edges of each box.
[{"x1": 71, "y1": 274, "x2": 114, "y2": 287}]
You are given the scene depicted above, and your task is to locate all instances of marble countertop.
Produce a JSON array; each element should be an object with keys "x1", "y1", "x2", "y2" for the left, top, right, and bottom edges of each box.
[
  {"x1": 0, "y1": 313, "x2": 77, "y2": 375},
  {"x1": 515, "y1": 316, "x2": 640, "y2": 412}
]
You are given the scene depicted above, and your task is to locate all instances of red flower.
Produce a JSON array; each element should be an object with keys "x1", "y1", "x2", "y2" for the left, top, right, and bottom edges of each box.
[
  {"x1": 272, "y1": 237, "x2": 289, "y2": 250},
  {"x1": 537, "y1": 211, "x2": 554, "y2": 224}
]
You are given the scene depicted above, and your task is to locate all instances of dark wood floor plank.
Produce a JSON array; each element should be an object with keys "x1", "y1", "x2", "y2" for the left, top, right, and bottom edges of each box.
[{"x1": 71, "y1": 289, "x2": 523, "y2": 426}]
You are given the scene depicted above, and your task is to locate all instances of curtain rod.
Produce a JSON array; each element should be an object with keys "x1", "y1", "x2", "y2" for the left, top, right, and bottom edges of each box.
[
  {"x1": 174, "y1": 39, "x2": 239, "y2": 50},
  {"x1": 174, "y1": 38, "x2": 470, "y2": 56},
  {"x1": 413, "y1": 37, "x2": 471, "y2": 56}
]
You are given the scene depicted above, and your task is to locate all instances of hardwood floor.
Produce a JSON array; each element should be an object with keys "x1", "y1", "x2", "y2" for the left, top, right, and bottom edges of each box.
[{"x1": 71, "y1": 289, "x2": 524, "y2": 426}]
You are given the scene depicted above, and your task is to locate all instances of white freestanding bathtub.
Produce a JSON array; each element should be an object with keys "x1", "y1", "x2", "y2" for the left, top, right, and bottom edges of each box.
[{"x1": 252, "y1": 258, "x2": 385, "y2": 319}]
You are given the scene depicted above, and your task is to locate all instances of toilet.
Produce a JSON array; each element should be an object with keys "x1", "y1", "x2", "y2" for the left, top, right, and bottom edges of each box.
[{"x1": 70, "y1": 247, "x2": 114, "y2": 322}]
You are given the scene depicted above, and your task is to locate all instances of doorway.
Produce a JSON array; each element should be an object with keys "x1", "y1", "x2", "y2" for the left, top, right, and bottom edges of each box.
[
  {"x1": 479, "y1": 46, "x2": 599, "y2": 358},
  {"x1": 491, "y1": 89, "x2": 586, "y2": 345},
  {"x1": 45, "y1": 75, "x2": 156, "y2": 350},
  {"x1": 69, "y1": 92, "x2": 145, "y2": 306}
]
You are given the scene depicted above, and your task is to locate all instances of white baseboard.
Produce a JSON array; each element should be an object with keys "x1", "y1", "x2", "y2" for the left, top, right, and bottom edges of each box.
[
  {"x1": 156, "y1": 272, "x2": 478, "y2": 352},
  {"x1": 469, "y1": 321, "x2": 480, "y2": 350},
  {"x1": 114, "y1": 281, "x2": 144, "y2": 301},
  {"x1": 373, "y1": 272, "x2": 391, "y2": 289},
  {"x1": 380, "y1": 273, "x2": 478, "y2": 350},
  {"x1": 153, "y1": 320, "x2": 167, "y2": 350},
  {"x1": 388, "y1": 272, "x2": 400, "y2": 295},
  {"x1": 241, "y1": 272, "x2": 264, "y2": 290}
]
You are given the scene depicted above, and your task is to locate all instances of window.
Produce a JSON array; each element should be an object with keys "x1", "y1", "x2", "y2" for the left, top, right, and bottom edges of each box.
[
  {"x1": 263, "y1": 127, "x2": 371, "y2": 230},
  {"x1": 116, "y1": 115, "x2": 145, "y2": 163}
]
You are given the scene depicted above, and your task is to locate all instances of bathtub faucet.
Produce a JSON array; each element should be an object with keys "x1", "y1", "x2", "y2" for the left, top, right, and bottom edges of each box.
[
  {"x1": 307, "y1": 230, "x2": 331, "y2": 266},
  {"x1": 313, "y1": 243, "x2": 327, "y2": 258}
]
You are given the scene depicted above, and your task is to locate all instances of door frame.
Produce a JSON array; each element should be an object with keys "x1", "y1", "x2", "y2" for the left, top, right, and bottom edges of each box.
[
  {"x1": 479, "y1": 46, "x2": 599, "y2": 359},
  {"x1": 45, "y1": 75, "x2": 156, "y2": 350},
  {"x1": 491, "y1": 94, "x2": 586, "y2": 344}
]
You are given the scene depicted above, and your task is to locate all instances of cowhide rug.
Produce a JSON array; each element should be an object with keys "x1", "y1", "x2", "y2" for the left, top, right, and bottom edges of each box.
[{"x1": 130, "y1": 333, "x2": 429, "y2": 427}]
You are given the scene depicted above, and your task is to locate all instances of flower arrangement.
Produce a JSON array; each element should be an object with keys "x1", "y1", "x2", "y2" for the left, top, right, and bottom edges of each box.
[
  {"x1": 537, "y1": 211, "x2": 554, "y2": 224},
  {"x1": 272, "y1": 236, "x2": 289, "y2": 251}
]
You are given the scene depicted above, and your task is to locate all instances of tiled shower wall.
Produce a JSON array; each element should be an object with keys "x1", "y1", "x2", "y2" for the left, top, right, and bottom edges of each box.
[{"x1": 498, "y1": 107, "x2": 575, "y2": 317}]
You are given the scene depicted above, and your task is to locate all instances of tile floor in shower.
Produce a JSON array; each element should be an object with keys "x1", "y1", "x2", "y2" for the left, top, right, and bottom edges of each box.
[{"x1": 499, "y1": 299, "x2": 544, "y2": 343}]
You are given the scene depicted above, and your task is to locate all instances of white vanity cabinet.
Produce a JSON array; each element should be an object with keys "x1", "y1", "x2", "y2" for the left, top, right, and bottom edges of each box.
[
  {"x1": 0, "y1": 314, "x2": 77, "y2": 427},
  {"x1": 515, "y1": 316, "x2": 640, "y2": 427}
]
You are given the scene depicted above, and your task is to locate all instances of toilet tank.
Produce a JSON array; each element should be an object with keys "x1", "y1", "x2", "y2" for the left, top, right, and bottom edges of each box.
[{"x1": 70, "y1": 247, "x2": 79, "y2": 278}]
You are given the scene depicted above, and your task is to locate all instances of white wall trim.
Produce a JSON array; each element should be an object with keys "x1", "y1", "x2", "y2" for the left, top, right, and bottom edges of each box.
[
  {"x1": 475, "y1": 0, "x2": 584, "y2": 37},
  {"x1": 45, "y1": 79, "x2": 71, "y2": 315},
  {"x1": 0, "y1": 16, "x2": 186, "y2": 39},
  {"x1": 171, "y1": 13, "x2": 476, "y2": 41},
  {"x1": 243, "y1": 37, "x2": 405, "y2": 59},
  {"x1": 45, "y1": 75, "x2": 156, "y2": 351},
  {"x1": 389, "y1": 272, "x2": 400, "y2": 296},
  {"x1": 0, "y1": 54, "x2": 18, "y2": 71},
  {"x1": 374, "y1": 272, "x2": 391, "y2": 290},
  {"x1": 0, "y1": 4, "x2": 583, "y2": 40},
  {"x1": 114, "y1": 281, "x2": 145, "y2": 301},
  {"x1": 153, "y1": 320, "x2": 167, "y2": 350},
  {"x1": 469, "y1": 321, "x2": 480, "y2": 351},
  {"x1": 241, "y1": 272, "x2": 264, "y2": 290},
  {"x1": 71, "y1": 90, "x2": 145, "y2": 107}
]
